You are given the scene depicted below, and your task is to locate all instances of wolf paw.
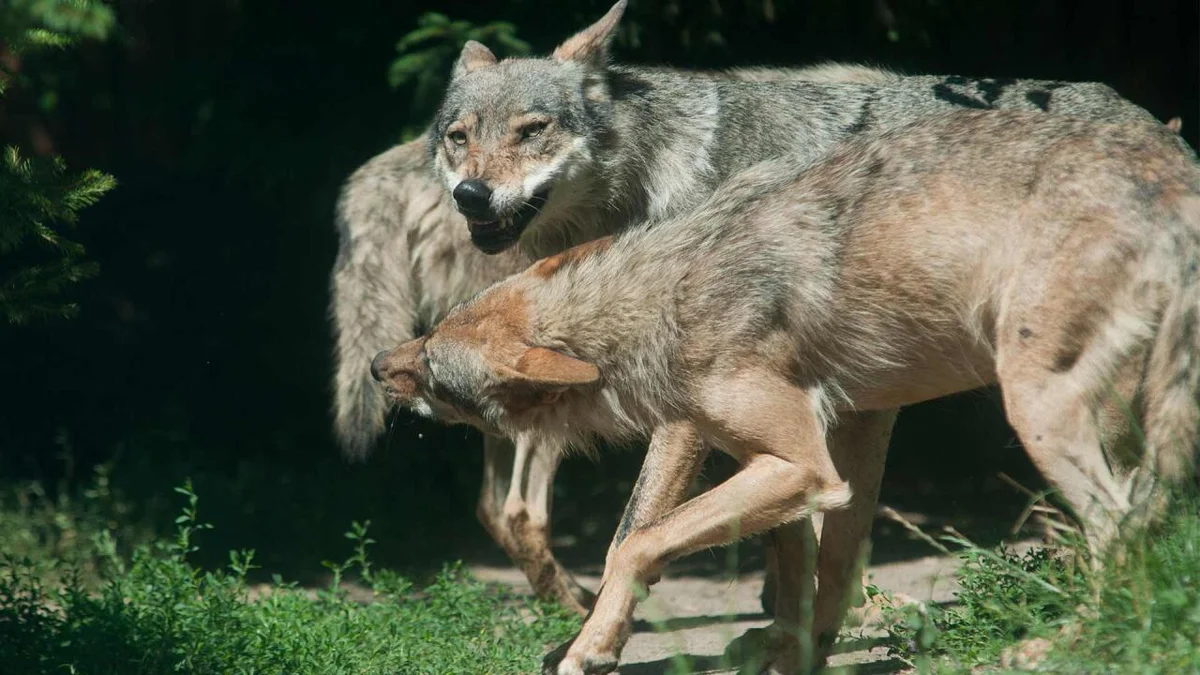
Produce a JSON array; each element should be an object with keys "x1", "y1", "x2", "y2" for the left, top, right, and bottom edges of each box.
[
  {"x1": 542, "y1": 651, "x2": 617, "y2": 675},
  {"x1": 541, "y1": 639, "x2": 618, "y2": 675}
]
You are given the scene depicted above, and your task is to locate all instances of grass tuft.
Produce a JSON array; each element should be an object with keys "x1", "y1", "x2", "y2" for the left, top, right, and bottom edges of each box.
[
  {"x1": 881, "y1": 491, "x2": 1200, "y2": 673},
  {"x1": 0, "y1": 479, "x2": 579, "y2": 675}
]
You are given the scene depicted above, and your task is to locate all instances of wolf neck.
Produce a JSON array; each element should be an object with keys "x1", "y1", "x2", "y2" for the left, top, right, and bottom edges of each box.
[
  {"x1": 526, "y1": 231, "x2": 696, "y2": 440},
  {"x1": 519, "y1": 66, "x2": 839, "y2": 260}
]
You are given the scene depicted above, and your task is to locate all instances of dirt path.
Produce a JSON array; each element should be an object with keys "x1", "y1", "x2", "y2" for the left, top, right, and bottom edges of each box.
[{"x1": 470, "y1": 536, "x2": 966, "y2": 674}]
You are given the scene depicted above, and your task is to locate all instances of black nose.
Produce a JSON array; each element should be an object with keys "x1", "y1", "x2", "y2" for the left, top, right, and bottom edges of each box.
[
  {"x1": 370, "y1": 350, "x2": 390, "y2": 382},
  {"x1": 452, "y1": 179, "x2": 494, "y2": 219}
]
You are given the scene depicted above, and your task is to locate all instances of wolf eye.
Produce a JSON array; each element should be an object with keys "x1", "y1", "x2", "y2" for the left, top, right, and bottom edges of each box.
[
  {"x1": 519, "y1": 121, "x2": 548, "y2": 141},
  {"x1": 447, "y1": 129, "x2": 468, "y2": 146}
]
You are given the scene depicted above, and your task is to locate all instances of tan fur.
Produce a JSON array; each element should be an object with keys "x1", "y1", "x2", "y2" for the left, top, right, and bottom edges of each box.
[
  {"x1": 376, "y1": 110, "x2": 1200, "y2": 674},
  {"x1": 532, "y1": 237, "x2": 615, "y2": 279}
]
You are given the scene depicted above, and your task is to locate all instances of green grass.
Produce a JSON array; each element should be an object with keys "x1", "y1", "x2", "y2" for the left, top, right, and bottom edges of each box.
[
  {"x1": 3, "y1": 460, "x2": 1198, "y2": 675},
  {"x1": 0, "y1": 480, "x2": 579, "y2": 675},
  {"x1": 0, "y1": 462, "x2": 155, "y2": 590},
  {"x1": 880, "y1": 491, "x2": 1200, "y2": 674}
]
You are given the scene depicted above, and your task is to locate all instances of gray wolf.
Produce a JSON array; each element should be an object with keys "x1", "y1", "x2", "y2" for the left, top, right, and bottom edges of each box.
[
  {"x1": 428, "y1": 1, "x2": 1185, "y2": 259},
  {"x1": 373, "y1": 109, "x2": 1200, "y2": 673},
  {"x1": 331, "y1": 61, "x2": 900, "y2": 613}
]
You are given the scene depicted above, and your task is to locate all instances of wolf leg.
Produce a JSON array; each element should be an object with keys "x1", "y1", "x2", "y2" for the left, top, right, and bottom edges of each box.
[
  {"x1": 545, "y1": 377, "x2": 850, "y2": 675},
  {"x1": 479, "y1": 436, "x2": 591, "y2": 614},
  {"x1": 808, "y1": 408, "x2": 898, "y2": 664},
  {"x1": 1095, "y1": 354, "x2": 1146, "y2": 486},
  {"x1": 995, "y1": 252, "x2": 1152, "y2": 556},
  {"x1": 506, "y1": 436, "x2": 596, "y2": 613},
  {"x1": 603, "y1": 421, "x2": 709, "y2": 585},
  {"x1": 1000, "y1": 368, "x2": 1131, "y2": 555},
  {"x1": 478, "y1": 435, "x2": 520, "y2": 556}
]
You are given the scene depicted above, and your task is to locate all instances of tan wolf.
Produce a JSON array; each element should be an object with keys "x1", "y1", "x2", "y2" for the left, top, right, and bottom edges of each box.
[{"x1": 372, "y1": 110, "x2": 1200, "y2": 673}]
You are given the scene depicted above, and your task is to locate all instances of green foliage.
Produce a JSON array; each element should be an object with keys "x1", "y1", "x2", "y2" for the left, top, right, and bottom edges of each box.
[
  {"x1": 0, "y1": 0, "x2": 117, "y2": 91},
  {"x1": 0, "y1": 480, "x2": 580, "y2": 675},
  {"x1": 911, "y1": 546, "x2": 1078, "y2": 668},
  {"x1": 0, "y1": 460, "x2": 150, "y2": 588},
  {"x1": 882, "y1": 493, "x2": 1200, "y2": 673},
  {"x1": 388, "y1": 12, "x2": 531, "y2": 141},
  {"x1": 0, "y1": 148, "x2": 115, "y2": 323},
  {"x1": 0, "y1": 0, "x2": 116, "y2": 325}
]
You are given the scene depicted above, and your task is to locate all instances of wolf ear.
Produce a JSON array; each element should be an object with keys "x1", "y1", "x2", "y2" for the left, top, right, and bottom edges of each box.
[
  {"x1": 495, "y1": 346, "x2": 600, "y2": 388},
  {"x1": 552, "y1": 0, "x2": 626, "y2": 65},
  {"x1": 453, "y1": 40, "x2": 498, "y2": 79}
]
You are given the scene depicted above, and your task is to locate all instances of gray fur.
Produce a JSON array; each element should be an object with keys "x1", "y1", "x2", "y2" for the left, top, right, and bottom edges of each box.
[{"x1": 431, "y1": 54, "x2": 1187, "y2": 259}]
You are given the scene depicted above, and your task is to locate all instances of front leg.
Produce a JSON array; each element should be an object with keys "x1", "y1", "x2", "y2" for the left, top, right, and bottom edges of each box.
[
  {"x1": 478, "y1": 435, "x2": 520, "y2": 555},
  {"x1": 607, "y1": 422, "x2": 792, "y2": 617},
  {"x1": 603, "y1": 421, "x2": 709, "y2": 582},
  {"x1": 548, "y1": 455, "x2": 849, "y2": 675},
  {"x1": 546, "y1": 377, "x2": 851, "y2": 675}
]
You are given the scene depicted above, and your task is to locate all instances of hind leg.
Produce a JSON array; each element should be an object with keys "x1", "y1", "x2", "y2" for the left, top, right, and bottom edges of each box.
[
  {"x1": 996, "y1": 307, "x2": 1146, "y2": 554},
  {"x1": 479, "y1": 435, "x2": 520, "y2": 558},
  {"x1": 810, "y1": 408, "x2": 898, "y2": 663},
  {"x1": 1095, "y1": 353, "x2": 1147, "y2": 489},
  {"x1": 1000, "y1": 366, "x2": 1130, "y2": 554},
  {"x1": 481, "y1": 435, "x2": 594, "y2": 614},
  {"x1": 993, "y1": 220, "x2": 1171, "y2": 556}
]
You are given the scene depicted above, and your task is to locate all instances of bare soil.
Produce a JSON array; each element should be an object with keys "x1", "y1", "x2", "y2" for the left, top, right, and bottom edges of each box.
[{"x1": 469, "y1": 504, "x2": 1035, "y2": 674}]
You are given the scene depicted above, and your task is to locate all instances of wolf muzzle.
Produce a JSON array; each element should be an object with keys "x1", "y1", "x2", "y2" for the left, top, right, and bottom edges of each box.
[
  {"x1": 463, "y1": 188, "x2": 552, "y2": 254},
  {"x1": 452, "y1": 179, "x2": 495, "y2": 221}
]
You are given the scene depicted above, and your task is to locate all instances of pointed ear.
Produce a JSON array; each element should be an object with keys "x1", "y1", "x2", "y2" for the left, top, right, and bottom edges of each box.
[
  {"x1": 453, "y1": 40, "x2": 498, "y2": 78},
  {"x1": 552, "y1": 0, "x2": 626, "y2": 64},
  {"x1": 496, "y1": 346, "x2": 599, "y2": 387}
]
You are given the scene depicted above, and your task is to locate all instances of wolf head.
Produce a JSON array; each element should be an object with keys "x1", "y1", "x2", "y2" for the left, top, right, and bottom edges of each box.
[
  {"x1": 428, "y1": 2, "x2": 626, "y2": 254},
  {"x1": 369, "y1": 280, "x2": 600, "y2": 436}
]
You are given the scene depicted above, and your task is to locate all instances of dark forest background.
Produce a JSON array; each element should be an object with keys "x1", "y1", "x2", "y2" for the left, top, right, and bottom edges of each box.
[{"x1": 1, "y1": 0, "x2": 1197, "y2": 579}]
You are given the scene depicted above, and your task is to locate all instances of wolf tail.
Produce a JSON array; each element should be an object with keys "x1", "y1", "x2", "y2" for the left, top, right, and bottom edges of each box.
[
  {"x1": 329, "y1": 141, "x2": 426, "y2": 459},
  {"x1": 1142, "y1": 195, "x2": 1200, "y2": 484}
]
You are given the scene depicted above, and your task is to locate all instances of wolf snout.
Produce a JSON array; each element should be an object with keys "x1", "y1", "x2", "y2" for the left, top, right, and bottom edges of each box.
[
  {"x1": 452, "y1": 179, "x2": 495, "y2": 221},
  {"x1": 370, "y1": 350, "x2": 390, "y2": 382},
  {"x1": 370, "y1": 344, "x2": 423, "y2": 401}
]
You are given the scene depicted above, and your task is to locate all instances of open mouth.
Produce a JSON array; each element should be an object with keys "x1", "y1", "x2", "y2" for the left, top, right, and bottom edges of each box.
[{"x1": 467, "y1": 189, "x2": 550, "y2": 254}]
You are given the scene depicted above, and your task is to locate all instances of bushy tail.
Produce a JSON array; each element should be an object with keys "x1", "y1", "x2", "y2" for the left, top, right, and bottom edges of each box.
[
  {"x1": 1143, "y1": 197, "x2": 1200, "y2": 484},
  {"x1": 329, "y1": 142, "x2": 427, "y2": 459}
]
